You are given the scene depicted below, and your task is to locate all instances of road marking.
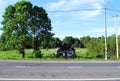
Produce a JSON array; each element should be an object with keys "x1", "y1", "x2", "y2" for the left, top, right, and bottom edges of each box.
[
  {"x1": 15, "y1": 66, "x2": 30, "y2": 68},
  {"x1": 68, "y1": 66, "x2": 82, "y2": 69},
  {"x1": 1, "y1": 78, "x2": 120, "y2": 81}
]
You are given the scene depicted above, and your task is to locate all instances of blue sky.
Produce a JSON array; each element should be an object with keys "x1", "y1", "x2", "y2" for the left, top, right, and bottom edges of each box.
[{"x1": 0, "y1": 0, "x2": 120, "y2": 39}]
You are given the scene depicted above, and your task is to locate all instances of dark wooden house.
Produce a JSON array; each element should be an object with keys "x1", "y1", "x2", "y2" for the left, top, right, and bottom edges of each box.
[{"x1": 57, "y1": 44, "x2": 76, "y2": 58}]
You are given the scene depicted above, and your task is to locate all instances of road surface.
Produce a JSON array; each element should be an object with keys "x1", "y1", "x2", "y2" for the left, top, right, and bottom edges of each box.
[{"x1": 0, "y1": 60, "x2": 120, "y2": 81}]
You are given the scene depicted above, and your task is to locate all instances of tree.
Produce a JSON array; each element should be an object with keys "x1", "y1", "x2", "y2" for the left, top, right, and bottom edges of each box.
[
  {"x1": 1, "y1": 1, "x2": 53, "y2": 58},
  {"x1": 72, "y1": 38, "x2": 84, "y2": 48},
  {"x1": 107, "y1": 35, "x2": 116, "y2": 57},
  {"x1": 54, "y1": 37, "x2": 62, "y2": 47},
  {"x1": 24, "y1": 35, "x2": 33, "y2": 49},
  {"x1": 1, "y1": 1, "x2": 32, "y2": 58},
  {"x1": 41, "y1": 37, "x2": 62, "y2": 49},
  {"x1": 62, "y1": 36, "x2": 75, "y2": 47},
  {"x1": 80, "y1": 36, "x2": 91, "y2": 48},
  {"x1": 0, "y1": 34, "x2": 9, "y2": 51},
  {"x1": 49, "y1": 37, "x2": 62, "y2": 48},
  {"x1": 30, "y1": 6, "x2": 53, "y2": 57}
]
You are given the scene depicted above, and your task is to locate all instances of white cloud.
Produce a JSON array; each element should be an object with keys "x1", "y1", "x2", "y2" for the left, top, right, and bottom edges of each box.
[
  {"x1": 89, "y1": 27, "x2": 119, "y2": 34},
  {"x1": 62, "y1": 0, "x2": 81, "y2": 10},
  {"x1": 46, "y1": 0, "x2": 104, "y2": 19},
  {"x1": 76, "y1": 9, "x2": 102, "y2": 19},
  {"x1": 89, "y1": 28, "x2": 104, "y2": 33},
  {"x1": 61, "y1": 21, "x2": 76, "y2": 25},
  {"x1": 52, "y1": 20, "x2": 76, "y2": 27},
  {"x1": 46, "y1": 0, "x2": 66, "y2": 10}
]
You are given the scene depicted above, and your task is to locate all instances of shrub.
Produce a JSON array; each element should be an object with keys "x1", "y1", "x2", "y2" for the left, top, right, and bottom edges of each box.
[{"x1": 34, "y1": 50, "x2": 43, "y2": 58}]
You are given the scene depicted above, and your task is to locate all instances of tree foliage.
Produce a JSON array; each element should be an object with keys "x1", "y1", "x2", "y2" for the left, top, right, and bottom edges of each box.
[
  {"x1": 62, "y1": 36, "x2": 83, "y2": 48},
  {"x1": 1, "y1": 1, "x2": 32, "y2": 58},
  {"x1": 62, "y1": 36, "x2": 75, "y2": 47},
  {"x1": 1, "y1": 1, "x2": 53, "y2": 58},
  {"x1": 30, "y1": 6, "x2": 53, "y2": 52},
  {"x1": 80, "y1": 35, "x2": 120, "y2": 59},
  {"x1": 72, "y1": 38, "x2": 84, "y2": 48},
  {"x1": 80, "y1": 36, "x2": 91, "y2": 48},
  {"x1": 40, "y1": 37, "x2": 62, "y2": 49}
]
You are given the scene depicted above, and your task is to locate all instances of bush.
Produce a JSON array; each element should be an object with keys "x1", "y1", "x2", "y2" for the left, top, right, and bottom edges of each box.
[
  {"x1": 34, "y1": 50, "x2": 43, "y2": 58},
  {"x1": 96, "y1": 55, "x2": 104, "y2": 58},
  {"x1": 56, "y1": 53, "x2": 63, "y2": 58}
]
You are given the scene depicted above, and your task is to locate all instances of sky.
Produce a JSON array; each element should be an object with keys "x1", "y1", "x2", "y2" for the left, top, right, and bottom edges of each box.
[{"x1": 0, "y1": 0, "x2": 120, "y2": 39}]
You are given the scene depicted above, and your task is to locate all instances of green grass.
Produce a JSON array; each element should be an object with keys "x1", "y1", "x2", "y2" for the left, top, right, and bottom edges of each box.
[
  {"x1": 0, "y1": 48, "x2": 117, "y2": 60},
  {"x1": 75, "y1": 48, "x2": 103, "y2": 60},
  {"x1": 0, "y1": 49, "x2": 57, "y2": 60},
  {"x1": 0, "y1": 50, "x2": 21, "y2": 60}
]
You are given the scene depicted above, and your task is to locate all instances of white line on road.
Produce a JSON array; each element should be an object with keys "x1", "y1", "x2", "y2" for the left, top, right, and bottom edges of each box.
[
  {"x1": 68, "y1": 66, "x2": 82, "y2": 69},
  {"x1": 1, "y1": 78, "x2": 120, "y2": 81},
  {"x1": 15, "y1": 66, "x2": 30, "y2": 68}
]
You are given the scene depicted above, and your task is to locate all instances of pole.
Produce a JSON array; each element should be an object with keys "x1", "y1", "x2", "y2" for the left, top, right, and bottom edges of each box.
[
  {"x1": 104, "y1": 0, "x2": 108, "y2": 60},
  {"x1": 113, "y1": 15, "x2": 119, "y2": 59}
]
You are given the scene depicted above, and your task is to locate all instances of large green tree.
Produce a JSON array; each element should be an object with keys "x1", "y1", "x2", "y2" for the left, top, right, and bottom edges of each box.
[
  {"x1": 30, "y1": 6, "x2": 53, "y2": 52},
  {"x1": 1, "y1": 1, "x2": 53, "y2": 58},
  {"x1": 1, "y1": 1, "x2": 32, "y2": 58}
]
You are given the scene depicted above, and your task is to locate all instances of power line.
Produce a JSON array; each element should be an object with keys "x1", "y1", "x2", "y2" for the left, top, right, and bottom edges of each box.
[
  {"x1": 47, "y1": 8, "x2": 120, "y2": 13},
  {"x1": 107, "y1": 8, "x2": 120, "y2": 12},
  {"x1": 0, "y1": 9, "x2": 103, "y2": 13},
  {"x1": 0, "y1": 8, "x2": 120, "y2": 13},
  {"x1": 0, "y1": 8, "x2": 120, "y2": 14}
]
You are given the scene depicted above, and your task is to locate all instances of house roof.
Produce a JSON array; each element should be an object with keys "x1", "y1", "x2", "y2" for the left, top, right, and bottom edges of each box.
[{"x1": 60, "y1": 44, "x2": 71, "y2": 51}]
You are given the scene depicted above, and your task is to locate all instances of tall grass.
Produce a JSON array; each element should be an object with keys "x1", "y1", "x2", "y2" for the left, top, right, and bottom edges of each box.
[
  {"x1": 0, "y1": 50, "x2": 21, "y2": 60},
  {"x1": 0, "y1": 48, "x2": 112, "y2": 60}
]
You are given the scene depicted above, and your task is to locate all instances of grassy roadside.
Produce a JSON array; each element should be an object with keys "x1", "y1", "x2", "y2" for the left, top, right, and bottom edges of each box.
[{"x1": 0, "y1": 48, "x2": 117, "y2": 60}]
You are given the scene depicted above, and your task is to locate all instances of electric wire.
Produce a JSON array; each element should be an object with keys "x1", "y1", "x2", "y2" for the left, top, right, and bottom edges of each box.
[
  {"x1": 106, "y1": 8, "x2": 120, "y2": 12},
  {"x1": 0, "y1": 8, "x2": 120, "y2": 13}
]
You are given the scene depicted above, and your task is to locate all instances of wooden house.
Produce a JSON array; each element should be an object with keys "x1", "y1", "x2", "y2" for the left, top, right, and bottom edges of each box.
[{"x1": 57, "y1": 44, "x2": 76, "y2": 58}]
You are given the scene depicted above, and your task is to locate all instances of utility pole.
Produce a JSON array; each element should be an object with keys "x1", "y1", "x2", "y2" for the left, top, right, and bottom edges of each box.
[
  {"x1": 113, "y1": 15, "x2": 119, "y2": 59},
  {"x1": 104, "y1": 0, "x2": 108, "y2": 60}
]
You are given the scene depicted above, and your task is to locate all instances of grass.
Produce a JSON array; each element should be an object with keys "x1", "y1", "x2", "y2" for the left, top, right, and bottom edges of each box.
[
  {"x1": 0, "y1": 48, "x2": 117, "y2": 60},
  {"x1": 0, "y1": 50, "x2": 21, "y2": 60}
]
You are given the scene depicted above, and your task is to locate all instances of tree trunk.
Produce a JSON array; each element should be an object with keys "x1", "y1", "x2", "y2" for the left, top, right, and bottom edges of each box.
[
  {"x1": 21, "y1": 47, "x2": 25, "y2": 58},
  {"x1": 22, "y1": 51, "x2": 25, "y2": 58},
  {"x1": 34, "y1": 36, "x2": 39, "y2": 51}
]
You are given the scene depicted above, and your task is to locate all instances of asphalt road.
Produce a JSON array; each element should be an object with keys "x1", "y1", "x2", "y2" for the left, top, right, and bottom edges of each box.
[{"x1": 0, "y1": 60, "x2": 120, "y2": 81}]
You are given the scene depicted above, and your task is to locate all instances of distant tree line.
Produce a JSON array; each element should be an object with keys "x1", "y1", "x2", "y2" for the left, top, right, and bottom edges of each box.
[
  {"x1": 0, "y1": 36, "x2": 83, "y2": 50},
  {"x1": 80, "y1": 35, "x2": 120, "y2": 58},
  {"x1": 0, "y1": 34, "x2": 120, "y2": 58}
]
